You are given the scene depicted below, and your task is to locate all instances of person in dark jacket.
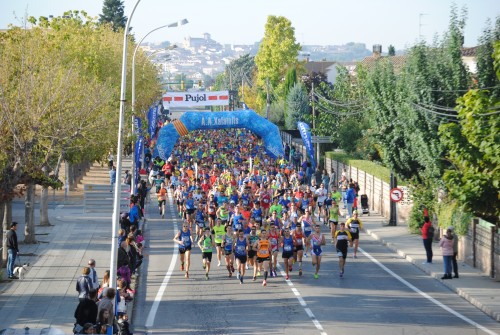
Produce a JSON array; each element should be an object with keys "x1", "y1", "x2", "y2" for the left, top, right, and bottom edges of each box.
[
  {"x1": 6, "y1": 222, "x2": 19, "y2": 279},
  {"x1": 76, "y1": 267, "x2": 93, "y2": 302},
  {"x1": 74, "y1": 289, "x2": 98, "y2": 327}
]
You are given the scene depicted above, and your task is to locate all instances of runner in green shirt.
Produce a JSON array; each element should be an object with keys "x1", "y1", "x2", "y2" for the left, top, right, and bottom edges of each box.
[
  {"x1": 198, "y1": 227, "x2": 215, "y2": 280},
  {"x1": 212, "y1": 219, "x2": 226, "y2": 267}
]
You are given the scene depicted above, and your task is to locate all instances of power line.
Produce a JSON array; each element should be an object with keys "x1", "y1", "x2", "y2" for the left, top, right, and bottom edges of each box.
[
  {"x1": 418, "y1": 101, "x2": 457, "y2": 113},
  {"x1": 411, "y1": 103, "x2": 459, "y2": 122},
  {"x1": 429, "y1": 85, "x2": 500, "y2": 92},
  {"x1": 314, "y1": 91, "x2": 366, "y2": 108}
]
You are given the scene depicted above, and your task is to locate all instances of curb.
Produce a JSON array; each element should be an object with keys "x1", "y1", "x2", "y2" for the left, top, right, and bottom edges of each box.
[{"x1": 364, "y1": 227, "x2": 500, "y2": 322}]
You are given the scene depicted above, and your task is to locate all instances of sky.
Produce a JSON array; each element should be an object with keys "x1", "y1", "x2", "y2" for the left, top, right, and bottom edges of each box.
[{"x1": 1, "y1": 0, "x2": 498, "y2": 50}]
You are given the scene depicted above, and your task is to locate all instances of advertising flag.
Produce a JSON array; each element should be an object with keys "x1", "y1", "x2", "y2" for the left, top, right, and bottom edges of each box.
[{"x1": 297, "y1": 121, "x2": 316, "y2": 170}]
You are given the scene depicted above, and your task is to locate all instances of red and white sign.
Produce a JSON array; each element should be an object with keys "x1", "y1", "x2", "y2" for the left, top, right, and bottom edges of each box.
[
  {"x1": 162, "y1": 91, "x2": 229, "y2": 108},
  {"x1": 390, "y1": 187, "x2": 404, "y2": 202}
]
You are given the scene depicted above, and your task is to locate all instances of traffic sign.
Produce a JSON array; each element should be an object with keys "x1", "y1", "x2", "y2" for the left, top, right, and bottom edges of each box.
[{"x1": 390, "y1": 187, "x2": 404, "y2": 202}]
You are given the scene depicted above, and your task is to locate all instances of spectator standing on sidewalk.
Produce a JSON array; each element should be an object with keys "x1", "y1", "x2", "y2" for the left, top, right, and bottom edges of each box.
[
  {"x1": 439, "y1": 227, "x2": 455, "y2": 280},
  {"x1": 449, "y1": 226, "x2": 459, "y2": 278},
  {"x1": 74, "y1": 289, "x2": 98, "y2": 328},
  {"x1": 345, "y1": 183, "x2": 356, "y2": 218},
  {"x1": 6, "y1": 222, "x2": 19, "y2": 280},
  {"x1": 421, "y1": 216, "x2": 433, "y2": 264},
  {"x1": 107, "y1": 151, "x2": 114, "y2": 170},
  {"x1": 109, "y1": 166, "x2": 117, "y2": 192},
  {"x1": 88, "y1": 259, "x2": 100, "y2": 291},
  {"x1": 76, "y1": 267, "x2": 93, "y2": 302}
]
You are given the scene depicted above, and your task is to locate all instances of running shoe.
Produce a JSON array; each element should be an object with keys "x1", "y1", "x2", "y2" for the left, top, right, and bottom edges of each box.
[
  {"x1": 273, "y1": 270, "x2": 277, "y2": 277},
  {"x1": 253, "y1": 276, "x2": 257, "y2": 281},
  {"x1": 299, "y1": 269, "x2": 303, "y2": 276},
  {"x1": 161, "y1": 214, "x2": 164, "y2": 219},
  {"x1": 353, "y1": 255, "x2": 358, "y2": 259},
  {"x1": 218, "y1": 261, "x2": 221, "y2": 267},
  {"x1": 240, "y1": 276, "x2": 244, "y2": 284},
  {"x1": 185, "y1": 272, "x2": 189, "y2": 278},
  {"x1": 181, "y1": 264, "x2": 185, "y2": 271},
  {"x1": 228, "y1": 272, "x2": 232, "y2": 278},
  {"x1": 231, "y1": 265, "x2": 235, "y2": 273},
  {"x1": 304, "y1": 253, "x2": 308, "y2": 258},
  {"x1": 237, "y1": 272, "x2": 240, "y2": 280},
  {"x1": 262, "y1": 280, "x2": 267, "y2": 287},
  {"x1": 285, "y1": 275, "x2": 289, "y2": 280},
  {"x1": 245, "y1": 264, "x2": 249, "y2": 270},
  {"x1": 257, "y1": 271, "x2": 261, "y2": 277},
  {"x1": 314, "y1": 273, "x2": 319, "y2": 279},
  {"x1": 339, "y1": 271, "x2": 344, "y2": 278},
  {"x1": 289, "y1": 266, "x2": 293, "y2": 272},
  {"x1": 205, "y1": 273, "x2": 209, "y2": 280},
  {"x1": 202, "y1": 263, "x2": 206, "y2": 270}
]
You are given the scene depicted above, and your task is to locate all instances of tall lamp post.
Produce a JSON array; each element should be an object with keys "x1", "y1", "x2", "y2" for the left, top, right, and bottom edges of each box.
[
  {"x1": 110, "y1": 0, "x2": 141, "y2": 299},
  {"x1": 130, "y1": 20, "x2": 188, "y2": 194}
]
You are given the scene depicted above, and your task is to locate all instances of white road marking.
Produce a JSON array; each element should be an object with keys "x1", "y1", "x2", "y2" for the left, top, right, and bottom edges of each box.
[
  {"x1": 359, "y1": 247, "x2": 499, "y2": 335},
  {"x1": 278, "y1": 265, "x2": 327, "y2": 335},
  {"x1": 145, "y1": 200, "x2": 178, "y2": 328}
]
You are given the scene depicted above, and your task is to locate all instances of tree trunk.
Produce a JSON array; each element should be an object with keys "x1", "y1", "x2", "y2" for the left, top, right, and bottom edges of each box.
[
  {"x1": 24, "y1": 184, "x2": 37, "y2": 244},
  {"x1": 40, "y1": 185, "x2": 50, "y2": 226},
  {"x1": 2, "y1": 201, "x2": 13, "y2": 266}
]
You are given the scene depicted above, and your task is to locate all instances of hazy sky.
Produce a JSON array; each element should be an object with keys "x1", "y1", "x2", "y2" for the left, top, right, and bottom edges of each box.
[{"x1": 1, "y1": 0, "x2": 498, "y2": 50}]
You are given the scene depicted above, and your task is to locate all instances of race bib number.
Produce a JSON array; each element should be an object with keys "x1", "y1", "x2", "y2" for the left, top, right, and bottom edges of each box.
[{"x1": 284, "y1": 245, "x2": 292, "y2": 251}]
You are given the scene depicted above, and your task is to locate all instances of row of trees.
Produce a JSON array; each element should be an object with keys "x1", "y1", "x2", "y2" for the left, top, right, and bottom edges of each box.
[
  {"x1": 0, "y1": 9, "x2": 162, "y2": 263},
  {"x1": 216, "y1": 8, "x2": 499, "y2": 229}
]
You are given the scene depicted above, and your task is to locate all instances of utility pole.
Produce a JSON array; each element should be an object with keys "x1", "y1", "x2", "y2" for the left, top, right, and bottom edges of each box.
[
  {"x1": 266, "y1": 78, "x2": 270, "y2": 120},
  {"x1": 241, "y1": 69, "x2": 245, "y2": 106}
]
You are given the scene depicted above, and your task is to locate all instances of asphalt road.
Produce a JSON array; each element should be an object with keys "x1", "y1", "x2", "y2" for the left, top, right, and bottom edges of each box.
[{"x1": 132, "y1": 197, "x2": 500, "y2": 335}]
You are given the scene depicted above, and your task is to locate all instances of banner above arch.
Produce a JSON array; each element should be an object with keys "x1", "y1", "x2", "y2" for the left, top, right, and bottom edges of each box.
[{"x1": 156, "y1": 110, "x2": 284, "y2": 160}]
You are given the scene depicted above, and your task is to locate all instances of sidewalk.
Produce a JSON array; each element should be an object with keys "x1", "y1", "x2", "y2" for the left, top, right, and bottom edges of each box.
[
  {"x1": 0, "y1": 191, "x2": 140, "y2": 333},
  {"x1": 359, "y1": 212, "x2": 500, "y2": 322}
]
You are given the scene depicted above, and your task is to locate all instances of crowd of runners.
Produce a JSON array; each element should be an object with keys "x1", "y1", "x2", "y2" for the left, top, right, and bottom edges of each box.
[{"x1": 148, "y1": 129, "x2": 364, "y2": 286}]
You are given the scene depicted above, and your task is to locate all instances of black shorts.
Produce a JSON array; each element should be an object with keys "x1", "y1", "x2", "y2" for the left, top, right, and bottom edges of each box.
[
  {"x1": 202, "y1": 252, "x2": 213, "y2": 262},
  {"x1": 295, "y1": 245, "x2": 304, "y2": 252},
  {"x1": 235, "y1": 255, "x2": 247, "y2": 264},
  {"x1": 209, "y1": 214, "x2": 216, "y2": 220},
  {"x1": 282, "y1": 251, "x2": 293, "y2": 259},
  {"x1": 329, "y1": 220, "x2": 338, "y2": 225},
  {"x1": 317, "y1": 202, "x2": 323, "y2": 208},
  {"x1": 186, "y1": 208, "x2": 195, "y2": 215},
  {"x1": 177, "y1": 200, "x2": 183, "y2": 206},
  {"x1": 351, "y1": 232, "x2": 359, "y2": 240},
  {"x1": 216, "y1": 242, "x2": 222, "y2": 247},
  {"x1": 224, "y1": 250, "x2": 233, "y2": 256},
  {"x1": 179, "y1": 245, "x2": 192, "y2": 254},
  {"x1": 248, "y1": 250, "x2": 257, "y2": 258},
  {"x1": 165, "y1": 174, "x2": 172, "y2": 180},
  {"x1": 158, "y1": 199, "x2": 166, "y2": 206},
  {"x1": 257, "y1": 256, "x2": 270, "y2": 263},
  {"x1": 336, "y1": 247, "x2": 348, "y2": 259}
]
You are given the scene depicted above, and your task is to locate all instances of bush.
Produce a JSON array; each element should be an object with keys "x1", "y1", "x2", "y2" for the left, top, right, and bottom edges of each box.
[
  {"x1": 436, "y1": 199, "x2": 473, "y2": 236},
  {"x1": 326, "y1": 151, "x2": 392, "y2": 183},
  {"x1": 407, "y1": 183, "x2": 436, "y2": 234}
]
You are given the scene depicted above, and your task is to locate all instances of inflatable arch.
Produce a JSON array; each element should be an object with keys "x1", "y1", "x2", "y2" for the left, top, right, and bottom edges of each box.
[{"x1": 155, "y1": 110, "x2": 284, "y2": 160}]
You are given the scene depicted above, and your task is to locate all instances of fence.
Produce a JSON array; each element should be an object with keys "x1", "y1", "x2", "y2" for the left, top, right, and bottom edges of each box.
[
  {"x1": 460, "y1": 218, "x2": 500, "y2": 280},
  {"x1": 281, "y1": 131, "x2": 412, "y2": 223}
]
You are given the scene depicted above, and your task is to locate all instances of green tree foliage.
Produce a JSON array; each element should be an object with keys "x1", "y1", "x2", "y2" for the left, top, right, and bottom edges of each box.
[
  {"x1": 255, "y1": 15, "x2": 301, "y2": 91},
  {"x1": 99, "y1": 0, "x2": 127, "y2": 32},
  {"x1": 439, "y1": 80, "x2": 500, "y2": 224},
  {"x1": 476, "y1": 16, "x2": 500, "y2": 100},
  {"x1": 388, "y1": 45, "x2": 396, "y2": 56},
  {"x1": 285, "y1": 83, "x2": 310, "y2": 129},
  {"x1": 283, "y1": 67, "x2": 297, "y2": 98}
]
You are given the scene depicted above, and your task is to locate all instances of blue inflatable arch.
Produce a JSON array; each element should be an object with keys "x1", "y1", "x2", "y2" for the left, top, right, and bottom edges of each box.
[{"x1": 155, "y1": 110, "x2": 284, "y2": 160}]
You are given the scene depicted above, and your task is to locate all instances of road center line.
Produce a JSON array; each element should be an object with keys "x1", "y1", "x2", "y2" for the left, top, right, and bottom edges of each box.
[
  {"x1": 359, "y1": 247, "x2": 498, "y2": 335},
  {"x1": 277, "y1": 265, "x2": 328, "y2": 335}
]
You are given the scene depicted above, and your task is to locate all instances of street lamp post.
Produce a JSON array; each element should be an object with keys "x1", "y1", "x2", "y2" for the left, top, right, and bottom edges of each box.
[
  {"x1": 130, "y1": 20, "x2": 187, "y2": 194},
  {"x1": 110, "y1": 0, "x2": 141, "y2": 301}
]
